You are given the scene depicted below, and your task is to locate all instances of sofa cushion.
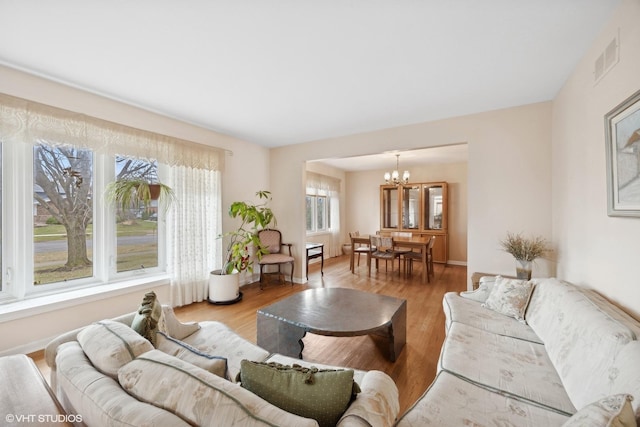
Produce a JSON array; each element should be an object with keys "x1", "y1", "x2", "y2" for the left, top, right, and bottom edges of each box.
[
  {"x1": 156, "y1": 331, "x2": 227, "y2": 379},
  {"x1": 443, "y1": 292, "x2": 543, "y2": 343},
  {"x1": 395, "y1": 370, "x2": 570, "y2": 427},
  {"x1": 118, "y1": 350, "x2": 319, "y2": 427},
  {"x1": 130, "y1": 291, "x2": 166, "y2": 347},
  {"x1": 56, "y1": 342, "x2": 190, "y2": 427},
  {"x1": 482, "y1": 276, "x2": 534, "y2": 322},
  {"x1": 238, "y1": 360, "x2": 358, "y2": 427},
  {"x1": 561, "y1": 394, "x2": 636, "y2": 427},
  {"x1": 181, "y1": 320, "x2": 270, "y2": 381},
  {"x1": 526, "y1": 279, "x2": 637, "y2": 410},
  {"x1": 77, "y1": 320, "x2": 153, "y2": 379},
  {"x1": 440, "y1": 322, "x2": 575, "y2": 415}
]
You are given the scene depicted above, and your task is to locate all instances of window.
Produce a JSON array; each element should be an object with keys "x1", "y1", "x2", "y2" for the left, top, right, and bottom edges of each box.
[
  {"x1": 305, "y1": 171, "x2": 341, "y2": 257},
  {"x1": 33, "y1": 143, "x2": 94, "y2": 285},
  {"x1": 114, "y1": 156, "x2": 159, "y2": 272},
  {"x1": 0, "y1": 93, "x2": 224, "y2": 305},
  {"x1": 306, "y1": 194, "x2": 329, "y2": 233}
]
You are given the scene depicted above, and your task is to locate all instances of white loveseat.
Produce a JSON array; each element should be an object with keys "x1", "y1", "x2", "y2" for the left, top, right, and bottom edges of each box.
[
  {"x1": 45, "y1": 305, "x2": 399, "y2": 427},
  {"x1": 396, "y1": 277, "x2": 640, "y2": 426}
]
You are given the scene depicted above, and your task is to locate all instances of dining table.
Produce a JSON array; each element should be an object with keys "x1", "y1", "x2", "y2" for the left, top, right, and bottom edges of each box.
[{"x1": 350, "y1": 234, "x2": 432, "y2": 283}]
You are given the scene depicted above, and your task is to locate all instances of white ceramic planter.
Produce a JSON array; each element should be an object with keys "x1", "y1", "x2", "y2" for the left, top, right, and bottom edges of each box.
[{"x1": 208, "y1": 270, "x2": 242, "y2": 304}]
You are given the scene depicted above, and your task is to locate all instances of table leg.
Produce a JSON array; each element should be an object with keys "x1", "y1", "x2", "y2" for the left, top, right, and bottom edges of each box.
[
  {"x1": 422, "y1": 247, "x2": 428, "y2": 283},
  {"x1": 350, "y1": 242, "x2": 355, "y2": 273},
  {"x1": 306, "y1": 248, "x2": 309, "y2": 280},
  {"x1": 320, "y1": 246, "x2": 324, "y2": 275},
  {"x1": 257, "y1": 311, "x2": 307, "y2": 359},
  {"x1": 388, "y1": 300, "x2": 407, "y2": 362}
]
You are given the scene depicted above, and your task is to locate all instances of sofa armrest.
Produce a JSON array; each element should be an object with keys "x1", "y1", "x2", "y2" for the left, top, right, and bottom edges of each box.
[{"x1": 338, "y1": 370, "x2": 400, "y2": 427}]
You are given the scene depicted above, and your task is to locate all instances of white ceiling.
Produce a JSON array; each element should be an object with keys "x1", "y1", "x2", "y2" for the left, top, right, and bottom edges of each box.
[{"x1": 0, "y1": 1, "x2": 619, "y2": 150}]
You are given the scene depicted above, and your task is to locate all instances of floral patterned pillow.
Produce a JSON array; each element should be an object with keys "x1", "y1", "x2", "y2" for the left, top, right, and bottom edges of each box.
[
  {"x1": 482, "y1": 276, "x2": 534, "y2": 322},
  {"x1": 561, "y1": 394, "x2": 636, "y2": 427}
]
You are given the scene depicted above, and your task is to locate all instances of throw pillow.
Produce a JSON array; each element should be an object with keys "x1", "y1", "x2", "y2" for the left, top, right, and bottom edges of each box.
[
  {"x1": 156, "y1": 331, "x2": 228, "y2": 379},
  {"x1": 161, "y1": 305, "x2": 200, "y2": 340},
  {"x1": 237, "y1": 359, "x2": 360, "y2": 427},
  {"x1": 460, "y1": 275, "x2": 497, "y2": 302},
  {"x1": 118, "y1": 350, "x2": 318, "y2": 427},
  {"x1": 130, "y1": 291, "x2": 166, "y2": 347},
  {"x1": 482, "y1": 276, "x2": 534, "y2": 322},
  {"x1": 561, "y1": 394, "x2": 636, "y2": 427},
  {"x1": 77, "y1": 320, "x2": 153, "y2": 378}
]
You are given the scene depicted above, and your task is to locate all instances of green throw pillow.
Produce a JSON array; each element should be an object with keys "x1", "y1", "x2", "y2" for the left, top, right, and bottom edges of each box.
[
  {"x1": 237, "y1": 360, "x2": 360, "y2": 427},
  {"x1": 130, "y1": 291, "x2": 165, "y2": 347}
]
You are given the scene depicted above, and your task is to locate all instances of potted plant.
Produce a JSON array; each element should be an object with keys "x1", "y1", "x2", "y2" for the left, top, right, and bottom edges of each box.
[
  {"x1": 499, "y1": 232, "x2": 549, "y2": 279},
  {"x1": 209, "y1": 190, "x2": 276, "y2": 304},
  {"x1": 105, "y1": 178, "x2": 175, "y2": 214}
]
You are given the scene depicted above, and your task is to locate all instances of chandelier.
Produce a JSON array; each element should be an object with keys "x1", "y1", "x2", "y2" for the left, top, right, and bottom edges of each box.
[{"x1": 384, "y1": 154, "x2": 410, "y2": 185}]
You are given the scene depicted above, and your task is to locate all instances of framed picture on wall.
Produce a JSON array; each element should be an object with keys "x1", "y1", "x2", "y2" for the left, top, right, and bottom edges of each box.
[{"x1": 605, "y1": 88, "x2": 640, "y2": 217}]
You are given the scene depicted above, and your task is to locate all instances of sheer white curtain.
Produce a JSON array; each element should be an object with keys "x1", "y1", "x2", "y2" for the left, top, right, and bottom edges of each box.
[
  {"x1": 329, "y1": 190, "x2": 341, "y2": 256},
  {"x1": 167, "y1": 166, "x2": 221, "y2": 306},
  {"x1": 306, "y1": 172, "x2": 341, "y2": 257}
]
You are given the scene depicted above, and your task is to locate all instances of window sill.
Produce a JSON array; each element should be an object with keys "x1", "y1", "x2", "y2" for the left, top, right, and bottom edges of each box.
[{"x1": 0, "y1": 274, "x2": 170, "y2": 323}]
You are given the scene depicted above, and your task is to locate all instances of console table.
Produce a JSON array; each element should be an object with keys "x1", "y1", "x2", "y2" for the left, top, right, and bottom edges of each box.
[{"x1": 305, "y1": 242, "x2": 324, "y2": 279}]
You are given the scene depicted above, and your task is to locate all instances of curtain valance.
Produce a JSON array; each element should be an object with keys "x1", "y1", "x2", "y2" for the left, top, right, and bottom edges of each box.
[
  {"x1": 306, "y1": 171, "x2": 340, "y2": 193},
  {"x1": 0, "y1": 93, "x2": 225, "y2": 171}
]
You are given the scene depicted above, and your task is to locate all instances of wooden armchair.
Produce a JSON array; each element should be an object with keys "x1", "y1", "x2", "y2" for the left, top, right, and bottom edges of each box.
[{"x1": 256, "y1": 229, "x2": 294, "y2": 289}]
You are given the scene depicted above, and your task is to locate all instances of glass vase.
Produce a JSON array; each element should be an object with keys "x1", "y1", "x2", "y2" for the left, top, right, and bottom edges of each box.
[{"x1": 515, "y1": 259, "x2": 532, "y2": 280}]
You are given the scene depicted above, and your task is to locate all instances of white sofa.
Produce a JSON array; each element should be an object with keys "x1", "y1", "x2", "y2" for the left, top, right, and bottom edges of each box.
[
  {"x1": 396, "y1": 277, "x2": 640, "y2": 426},
  {"x1": 45, "y1": 306, "x2": 399, "y2": 427}
]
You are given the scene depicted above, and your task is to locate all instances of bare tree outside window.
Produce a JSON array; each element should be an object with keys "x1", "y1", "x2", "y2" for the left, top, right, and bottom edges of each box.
[{"x1": 33, "y1": 144, "x2": 93, "y2": 284}]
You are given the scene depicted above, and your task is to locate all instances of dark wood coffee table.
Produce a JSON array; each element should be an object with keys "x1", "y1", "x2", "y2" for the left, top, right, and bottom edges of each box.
[{"x1": 257, "y1": 288, "x2": 407, "y2": 362}]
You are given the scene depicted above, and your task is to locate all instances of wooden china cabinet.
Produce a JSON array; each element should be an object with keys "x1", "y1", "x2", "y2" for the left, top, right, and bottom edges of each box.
[{"x1": 380, "y1": 182, "x2": 449, "y2": 264}]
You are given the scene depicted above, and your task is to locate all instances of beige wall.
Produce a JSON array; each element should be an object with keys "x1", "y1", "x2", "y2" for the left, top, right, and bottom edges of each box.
[
  {"x1": 271, "y1": 101, "x2": 553, "y2": 284},
  {"x1": 345, "y1": 162, "x2": 468, "y2": 264},
  {"x1": 551, "y1": 0, "x2": 640, "y2": 318}
]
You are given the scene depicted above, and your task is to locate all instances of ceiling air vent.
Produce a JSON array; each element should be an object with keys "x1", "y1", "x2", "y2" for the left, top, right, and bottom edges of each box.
[{"x1": 594, "y1": 32, "x2": 619, "y2": 84}]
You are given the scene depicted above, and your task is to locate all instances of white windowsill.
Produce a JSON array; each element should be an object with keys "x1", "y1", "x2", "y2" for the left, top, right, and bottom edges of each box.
[{"x1": 0, "y1": 274, "x2": 171, "y2": 323}]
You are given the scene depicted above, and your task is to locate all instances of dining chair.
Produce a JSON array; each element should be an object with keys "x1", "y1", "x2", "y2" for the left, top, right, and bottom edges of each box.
[
  {"x1": 368, "y1": 235, "x2": 402, "y2": 276},
  {"x1": 256, "y1": 229, "x2": 294, "y2": 289},
  {"x1": 350, "y1": 231, "x2": 375, "y2": 273},
  {"x1": 405, "y1": 235, "x2": 436, "y2": 282},
  {"x1": 389, "y1": 231, "x2": 413, "y2": 272}
]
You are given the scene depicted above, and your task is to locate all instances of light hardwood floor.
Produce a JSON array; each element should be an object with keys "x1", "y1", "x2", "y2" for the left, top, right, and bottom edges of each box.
[{"x1": 30, "y1": 255, "x2": 467, "y2": 416}]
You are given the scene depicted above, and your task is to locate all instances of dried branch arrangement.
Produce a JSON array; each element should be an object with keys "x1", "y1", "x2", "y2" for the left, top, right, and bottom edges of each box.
[{"x1": 500, "y1": 232, "x2": 549, "y2": 262}]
